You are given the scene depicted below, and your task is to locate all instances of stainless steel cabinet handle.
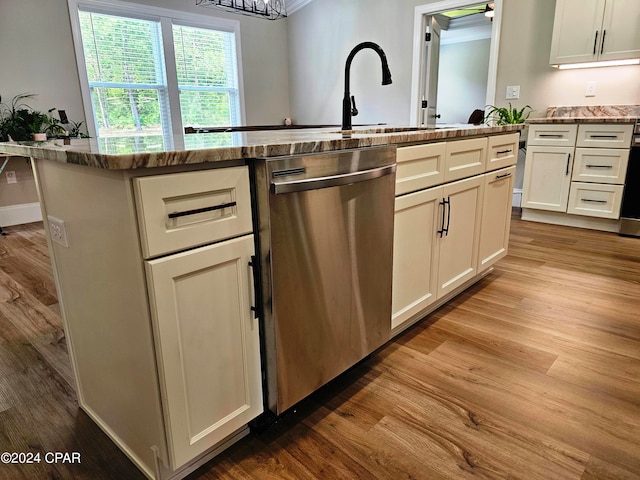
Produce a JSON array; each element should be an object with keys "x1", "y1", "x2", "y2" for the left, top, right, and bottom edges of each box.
[
  {"x1": 496, "y1": 149, "x2": 513, "y2": 155},
  {"x1": 168, "y1": 201, "x2": 236, "y2": 219},
  {"x1": 539, "y1": 134, "x2": 563, "y2": 138},
  {"x1": 593, "y1": 30, "x2": 599, "y2": 55},
  {"x1": 581, "y1": 198, "x2": 607, "y2": 204},
  {"x1": 585, "y1": 164, "x2": 613, "y2": 169},
  {"x1": 271, "y1": 164, "x2": 396, "y2": 194},
  {"x1": 601, "y1": 30, "x2": 606, "y2": 54},
  {"x1": 248, "y1": 256, "x2": 262, "y2": 318},
  {"x1": 496, "y1": 172, "x2": 512, "y2": 179},
  {"x1": 565, "y1": 153, "x2": 571, "y2": 176},
  {"x1": 589, "y1": 135, "x2": 617, "y2": 139}
]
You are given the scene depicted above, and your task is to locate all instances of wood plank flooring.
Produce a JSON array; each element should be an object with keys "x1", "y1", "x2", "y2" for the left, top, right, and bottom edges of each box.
[{"x1": 0, "y1": 215, "x2": 639, "y2": 479}]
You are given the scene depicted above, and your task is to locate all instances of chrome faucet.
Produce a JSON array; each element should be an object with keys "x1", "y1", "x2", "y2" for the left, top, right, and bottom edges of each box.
[{"x1": 342, "y1": 42, "x2": 392, "y2": 131}]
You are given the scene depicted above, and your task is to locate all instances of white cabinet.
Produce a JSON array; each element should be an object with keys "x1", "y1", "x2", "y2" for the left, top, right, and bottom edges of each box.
[
  {"x1": 395, "y1": 142, "x2": 445, "y2": 195},
  {"x1": 391, "y1": 187, "x2": 440, "y2": 330},
  {"x1": 522, "y1": 146, "x2": 574, "y2": 212},
  {"x1": 523, "y1": 123, "x2": 633, "y2": 226},
  {"x1": 567, "y1": 182, "x2": 624, "y2": 219},
  {"x1": 550, "y1": 0, "x2": 640, "y2": 65},
  {"x1": 437, "y1": 175, "x2": 484, "y2": 298},
  {"x1": 32, "y1": 161, "x2": 262, "y2": 480},
  {"x1": 145, "y1": 235, "x2": 262, "y2": 469},
  {"x1": 392, "y1": 133, "x2": 517, "y2": 332},
  {"x1": 444, "y1": 137, "x2": 487, "y2": 182},
  {"x1": 478, "y1": 166, "x2": 516, "y2": 272}
]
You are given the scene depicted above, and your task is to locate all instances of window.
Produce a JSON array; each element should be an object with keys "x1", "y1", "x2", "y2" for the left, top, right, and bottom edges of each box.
[{"x1": 69, "y1": 0, "x2": 244, "y2": 149}]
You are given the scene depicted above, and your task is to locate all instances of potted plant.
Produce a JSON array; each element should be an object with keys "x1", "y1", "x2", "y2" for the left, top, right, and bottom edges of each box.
[
  {"x1": 484, "y1": 103, "x2": 532, "y2": 125},
  {"x1": 28, "y1": 110, "x2": 50, "y2": 141},
  {"x1": 0, "y1": 93, "x2": 37, "y2": 141}
]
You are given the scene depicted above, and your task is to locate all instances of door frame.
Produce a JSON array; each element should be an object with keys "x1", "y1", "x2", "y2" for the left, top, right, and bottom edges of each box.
[{"x1": 409, "y1": 0, "x2": 503, "y2": 126}]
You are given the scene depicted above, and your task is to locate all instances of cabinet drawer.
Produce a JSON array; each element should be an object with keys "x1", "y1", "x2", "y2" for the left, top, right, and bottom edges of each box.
[
  {"x1": 576, "y1": 124, "x2": 633, "y2": 148},
  {"x1": 134, "y1": 166, "x2": 252, "y2": 258},
  {"x1": 572, "y1": 148, "x2": 630, "y2": 184},
  {"x1": 444, "y1": 137, "x2": 487, "y2": 182},
  {"x1": 487, "y1": 133, "x2": 519, "y2": 171},
  {"x1": 567, "y1": 182, "x2": 624, "y2": 219},
  {"x1": 395, "y1": 142, "x2": 446, "y2": 195},
  {"x1": 528, "y1": 124, "x2": 578, "y2": 147}
]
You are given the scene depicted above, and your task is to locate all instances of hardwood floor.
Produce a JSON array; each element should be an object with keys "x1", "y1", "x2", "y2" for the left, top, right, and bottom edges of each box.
[{"x1": 0, "y1": 215, "x2": 639, "y2": 479}]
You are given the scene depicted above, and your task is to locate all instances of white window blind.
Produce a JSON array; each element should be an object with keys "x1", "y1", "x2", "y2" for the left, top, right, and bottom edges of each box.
[
  {"x1": 173, "y1": 24, "x2": 240, "y2": 129},
  {"x1": 78, "y1": 11, "x2": 171, "y2": 140}
]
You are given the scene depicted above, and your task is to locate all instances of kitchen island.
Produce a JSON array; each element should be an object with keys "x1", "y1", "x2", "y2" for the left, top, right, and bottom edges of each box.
[{"x1": 0, "y1": 123, "x2": 523, "y2": 480}]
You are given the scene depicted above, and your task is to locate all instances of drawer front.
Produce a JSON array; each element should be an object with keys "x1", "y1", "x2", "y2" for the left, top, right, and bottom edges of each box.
[
  {"x1": 576, "y1": 124, "x2": 634, "y2": 148},
  {"x1": 572, "y1": 148, "x2": 630, "y2": 184},
  {"x1": 134, "y1": 166, "x2": 252, "y2": 258},
  {"x1": 395, "y1": 142, "x2": 446, "y2": 195},
  {"x1": 444, "y1": 137, "x2": 487, "y2": 182},
  {"x1": 567, "y1": 182, "x2": 624, "y2": 219},
  {"x1": 527, "y1": 124, "x2": 578, "y2": 147},
  {"x1": 487, "y1": 133, "x2": 519, "y2": 171}
]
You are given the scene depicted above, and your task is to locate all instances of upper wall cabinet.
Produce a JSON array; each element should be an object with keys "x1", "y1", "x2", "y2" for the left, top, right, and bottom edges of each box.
[{"x1": 549, "y1": 0, "x2": 640, "y2": 65}]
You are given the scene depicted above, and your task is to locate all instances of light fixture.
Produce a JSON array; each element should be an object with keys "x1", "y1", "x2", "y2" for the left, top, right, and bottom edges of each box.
[
  {"x1": 196, "y1": 0, "x2": 287, "y2": 20},
  {"x1": 484, "y1": 3, "x2": 494, "y2": 18},
  {"x1": 555, "y1": 58, "x2": 640, "y2": 70}
]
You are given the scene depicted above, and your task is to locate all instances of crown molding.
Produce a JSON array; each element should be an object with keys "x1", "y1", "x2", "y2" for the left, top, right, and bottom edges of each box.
[{"x1": 286, "y1": 0, "x2": 313, "y2": 14}]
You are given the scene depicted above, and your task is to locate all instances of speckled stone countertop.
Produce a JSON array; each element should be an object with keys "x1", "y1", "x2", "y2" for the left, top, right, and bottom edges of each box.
[
  {"x1": 527, "y1": 104, "x2": 639, "y2": 124},
  {"x1": 0, "y1": 124, "x2": 523, "y2": 170}
]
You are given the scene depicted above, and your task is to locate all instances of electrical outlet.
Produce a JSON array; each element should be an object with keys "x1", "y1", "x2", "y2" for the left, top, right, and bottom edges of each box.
[
  {"x1": 5, "y1": 171, "x2": 17, "y2": 184},
  {"x1": 506, "y1": 85, "x2": 520, "y2": 100},
  {"x1": 47, "y1": 216, "x2": 69, "y2": 247},
  {"x1": 585, "y1": 81, "x2": 597, "y2": 97}
]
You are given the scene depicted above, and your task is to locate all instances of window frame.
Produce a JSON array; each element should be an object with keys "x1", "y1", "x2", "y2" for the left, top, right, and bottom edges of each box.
[{"x1": 67, "y1": 0, "x2": 246, "y2": 143}]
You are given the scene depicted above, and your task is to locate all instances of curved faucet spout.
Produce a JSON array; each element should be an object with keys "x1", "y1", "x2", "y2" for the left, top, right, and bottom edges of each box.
[{"x1": 342, "y1": 42, "x2": 392, "y2": 131}]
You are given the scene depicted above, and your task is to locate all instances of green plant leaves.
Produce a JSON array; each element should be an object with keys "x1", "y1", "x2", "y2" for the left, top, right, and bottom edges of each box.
[{"x1": 484, "y1": 103, "x2": 532, "y2": 125}]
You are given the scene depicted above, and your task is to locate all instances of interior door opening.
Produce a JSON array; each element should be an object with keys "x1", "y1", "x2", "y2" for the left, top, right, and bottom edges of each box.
[{"x1": 411, "y1": 1, "x2": 502, "y2": 127}]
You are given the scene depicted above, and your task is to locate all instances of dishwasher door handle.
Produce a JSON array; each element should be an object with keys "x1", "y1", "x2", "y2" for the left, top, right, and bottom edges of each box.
[{"x1": 271, "y1": 164, "x2": 396, "y2": 194}]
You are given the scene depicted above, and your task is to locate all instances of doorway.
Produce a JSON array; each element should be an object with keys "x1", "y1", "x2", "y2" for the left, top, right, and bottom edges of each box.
[{"x1": 410, "y1": 0, "x2": 503, "y2": 126}]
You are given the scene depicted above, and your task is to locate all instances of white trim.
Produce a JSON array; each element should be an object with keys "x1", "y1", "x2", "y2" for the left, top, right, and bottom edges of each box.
[
  {"x1": 0, "y1": 202, "x2": 43, "y2": 227},
  {"x1": 410, "y1": 0, "x2": 503, "y2": 126},
  {"x1": 67, "y1": 0, "x2": 245, "y2": 139},
  {"x1": 287, "y1": 0, "x2": 313, "y2": 14}
]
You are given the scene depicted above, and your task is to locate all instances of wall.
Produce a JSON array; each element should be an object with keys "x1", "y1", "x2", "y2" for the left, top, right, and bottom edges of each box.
[
  {"x1": 437, "y1": 38, "x2": 491, "y2": 124},
  {"x1": 287, "y1": 0, "x2": 427, "y2": 126}
]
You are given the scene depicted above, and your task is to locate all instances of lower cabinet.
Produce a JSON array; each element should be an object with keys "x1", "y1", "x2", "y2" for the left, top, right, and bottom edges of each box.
[
  {"x1": 145, "y1": 234, "x2": 263, "y2": 470},
  {"x1": 478, "y1": 166, "x2": 516, "y2": 272},
  {"x1": 392, "y1": 174, "x2": 486, "y2": 330},
  {"x1": 522, "y1": 146, "x2": 574, "y2": 212}
]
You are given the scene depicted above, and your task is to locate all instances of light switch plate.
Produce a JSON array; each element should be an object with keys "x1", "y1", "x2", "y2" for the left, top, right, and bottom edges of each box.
[
  {"x1": 5, "y1": 171, "x2": 17, "y2": 184},
  {"x1": 506, "y1": 85, "x2": 520, "y2": 100},
  {"x1": 585, "y1": 81, "x2": 597, "y2": 97}
]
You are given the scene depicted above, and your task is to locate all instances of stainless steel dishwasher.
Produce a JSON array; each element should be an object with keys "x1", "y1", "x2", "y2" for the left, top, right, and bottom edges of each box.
[{"x1": 253, "y1": 146, "x2": 396, "y2": 415}]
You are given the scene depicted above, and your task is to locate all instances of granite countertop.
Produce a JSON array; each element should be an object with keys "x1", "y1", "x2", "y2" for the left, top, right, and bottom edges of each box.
[
  {"x1": 526, "y1": 104, "x2": 639, "y2": 125},
  {"x1": 0, "y1": 124, "x2": 523, "y2": 170}
]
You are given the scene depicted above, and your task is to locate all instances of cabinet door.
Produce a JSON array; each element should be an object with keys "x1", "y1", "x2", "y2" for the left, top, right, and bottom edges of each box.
[
  {"x1": 437, "y1": 175, "x2": 484, "y2": 298},
  {"x1": 549, "y1": 0, "x2": 606, "y2": 65},
  {"x1": 567, "y1": 182, "x2": 624, "y2": 219},
  {"x1": 487, "y1": 133, "x2": 519, "y2": 171},
  {"x1": 395, "y1": 142, "x2": 446, "y2": 195},
  {"x1": 391, "y1": 186, "x2": 441, "y2": 331},
  {"x1": 572, "y1": 147, "x2": 630, "y2": 184},
  {"x1": 522, "y1": 146, "x2": 574, "y2": 212},
  {"x1": 478, "y1": 166, "x2": 515, "y2": 272},
  {"x1": 145, "y1": 235, "x2": 262, "y2": 469},
  {"x1": 444, "y1": 137, "x2": 487, "y2": 182},
  {"x1": 600, "y1": 0, "x2": 640, "y2": 61}
]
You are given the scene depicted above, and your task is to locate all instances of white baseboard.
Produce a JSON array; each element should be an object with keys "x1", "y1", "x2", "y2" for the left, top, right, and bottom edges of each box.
[
  {"x1": 0, "y1": 202, "x2": 43, "y2": 226},
  {"x1": 512, "y1": 188, "x2": 523, "y2": 208}
]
